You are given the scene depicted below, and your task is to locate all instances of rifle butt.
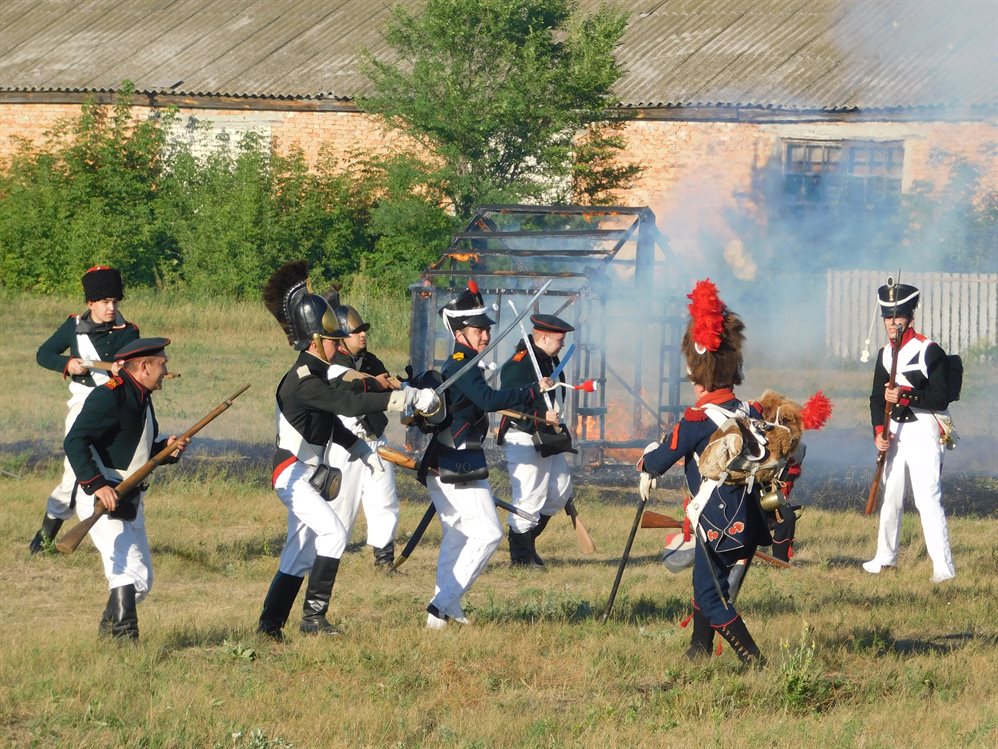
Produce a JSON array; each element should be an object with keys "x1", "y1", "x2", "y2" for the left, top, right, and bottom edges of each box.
[
  {"x1": 55, "y1": 505, "x2": 107, "y2": 554},
  {"x1": 565, "y1": 500, "x2": 596, "y2": 554},
  {"x1": 640, "y1": 510, "x2": 684, "y2": 530},
  {"x1": 865, "y1": 456, "x2": 886, "y2": 515}
]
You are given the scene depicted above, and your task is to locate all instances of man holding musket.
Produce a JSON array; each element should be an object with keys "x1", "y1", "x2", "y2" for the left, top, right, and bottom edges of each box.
[
  {"x1": 259, "y1": 261, "x2": 440, "y2": 639},
  {"x1": 419, "y1": 281, "x2": 553, "y2": 628},
  {"x1": 63, "y1": 338, "x2": 185, "y2": 641},
  {"x1": 863, "y1": 282, "x2": 955, "y2": 583},
  {"x1": 497, "y1": 314, "x2": 575, "y2": 567},
  {"x1": 323, "y1": 298, "x2": 402, "y2": 571},
  {"x1": 31, "y1": 265, "x2": 140, "y2": 553},
  {"x1": 638, "y1": 280, "x2": 769, "y2": 665}
]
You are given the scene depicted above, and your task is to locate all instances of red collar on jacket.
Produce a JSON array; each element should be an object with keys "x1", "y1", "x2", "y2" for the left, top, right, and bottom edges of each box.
[{"x1": 693, "y1": 388, "x2": 737, "y2": 408}]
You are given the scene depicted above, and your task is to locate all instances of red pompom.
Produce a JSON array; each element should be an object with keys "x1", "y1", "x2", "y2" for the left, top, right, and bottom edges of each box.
[
  {"x1": 468, "y1": 279, "x2": 479, "y2": 294},
  {"x1": 802, "y1": 390, "x2": 833, "y2": 430},
  {"x1": 687, "y1": 279, "x2": 725, "y2": 353}
]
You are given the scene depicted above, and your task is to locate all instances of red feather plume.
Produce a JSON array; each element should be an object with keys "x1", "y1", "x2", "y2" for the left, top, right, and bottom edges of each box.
[
  {"x1": 468, "y1": 278, "x2": 479, "y2": 295},
  {"x1": 801, "y1": 390, "x2": 832, "y2": 430},
  {"x1": 687, "y1": 279, "x2": 725, "y2": 352}
]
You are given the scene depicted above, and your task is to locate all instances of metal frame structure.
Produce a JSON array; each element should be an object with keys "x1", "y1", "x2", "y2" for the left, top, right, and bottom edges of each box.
[{"x1": 408, "y1": 204, "x2": 685, "y2": 469}]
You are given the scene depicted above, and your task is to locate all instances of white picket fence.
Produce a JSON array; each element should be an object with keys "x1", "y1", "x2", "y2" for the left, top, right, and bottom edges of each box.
[{"x1": 825, "y1": 270, "x2": 998, "y2": 360}]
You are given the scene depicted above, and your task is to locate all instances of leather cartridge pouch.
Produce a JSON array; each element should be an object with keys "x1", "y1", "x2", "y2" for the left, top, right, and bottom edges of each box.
[
  {"x1": 107, "y1": 483, "x2": 146, "y2": 521},
  {"x1": 436, "y1": 444, "x2": 489, "y2": 484},
  {"x1": 309, "y1": 464, "x2": 343, "y2": 501},
  {"x1": 532, "y1": 426, "x2": 576, "y2": 457}
]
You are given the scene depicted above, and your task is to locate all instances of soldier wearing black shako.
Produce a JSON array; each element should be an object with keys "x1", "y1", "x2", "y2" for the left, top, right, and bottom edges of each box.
[
  {"x1": 31, "y1": 266, "x2": 140, "y2": 552},
  {"x1": 497, "y1": 314, "x2": 576, "y2": 567},
  {"x1": 259, "y1": 261, "x2": 440, "y2": 639},
  {"x1": 418, "y1": 281, "x2": 553, "y2": 629},
  {"x1": 64, "y1": 338, "x2": 186, "y2": 641},
  {"x1": 638, "y1": 280, "x2": 769, "y2": 665}
]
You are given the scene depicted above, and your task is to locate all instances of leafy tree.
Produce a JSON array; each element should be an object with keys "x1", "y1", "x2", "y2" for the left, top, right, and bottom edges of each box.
[{"x1": 360, "y1": 0, "x2": 638, "y2": 218}]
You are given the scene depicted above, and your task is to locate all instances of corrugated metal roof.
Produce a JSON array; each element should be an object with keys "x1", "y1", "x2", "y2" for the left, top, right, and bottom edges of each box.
[{"x1": 0, "y1": 0, "x2": 994, "y2": 111}]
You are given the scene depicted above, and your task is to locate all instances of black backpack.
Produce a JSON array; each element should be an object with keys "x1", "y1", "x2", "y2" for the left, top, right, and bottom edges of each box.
[{"x1": 945, "y1": 354, "x2": 963, "y2": 404}]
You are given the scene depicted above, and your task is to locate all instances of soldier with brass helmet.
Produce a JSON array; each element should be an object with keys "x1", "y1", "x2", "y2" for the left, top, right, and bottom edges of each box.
[
  {"x1": 31, "y1": 266, "x2": 140, "y2": 553},
  {"x1": 322, "y1": 293, "x2": 403, "y2": 570},
  {"x1": 258, "y1": 261, "x2": 440, "y2": 639}
]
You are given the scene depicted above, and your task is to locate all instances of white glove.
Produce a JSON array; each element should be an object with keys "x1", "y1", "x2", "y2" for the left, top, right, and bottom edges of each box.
[
  {"x1": 406, "y1": 386, "x2": 441, "y2": 415},
  {"x1": 348, "y1": 440, "x2": 384, "y2": 478},
  {"x1": 639, "y1": 472, "x2": 657, "y2": 502}
]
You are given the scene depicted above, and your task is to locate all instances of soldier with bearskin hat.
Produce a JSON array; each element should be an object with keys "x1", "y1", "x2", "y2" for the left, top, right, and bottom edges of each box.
[
  {"x1": 419, "y1": 281, "x2": 554, "y2": 628},
  {"x1": 497, "y1": 313, "x2": 576, "y2": 567},
  {"x1": 30, "y1": 266, "x2": 140, "y2": 553},
  {"x1": 259, "y1": 261, "x2": 441, "y2": 639},
  {"x1": 864, "y1": 282, "x2": 956, "y2": 583},
  {"x1": 63, "y1": 338, "x2": 186, "y2": 640},
  {"x1": 637, "y1": 280, "x2": 769, "y2": 665},
  {"x1": 322, "y1": 295, "x2": 403, "y2": 571}
]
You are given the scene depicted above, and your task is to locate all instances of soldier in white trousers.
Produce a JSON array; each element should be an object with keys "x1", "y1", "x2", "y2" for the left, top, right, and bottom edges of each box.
[{"x1": 864, "y1": 282, "x2": 956, "y2": 584}]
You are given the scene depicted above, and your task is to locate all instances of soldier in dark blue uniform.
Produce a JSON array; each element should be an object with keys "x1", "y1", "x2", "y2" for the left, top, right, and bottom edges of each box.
[
  {"x1": 259, "y1": 261, "x2": 439, "y2": 639},
  {"x1": 31, "y1": 266, "x2": 140, "y2": 552},
  {"x1": 419, "y1": 281, "x2": 553, "y2": 628},
  {"x1": 64, "y1": 338, "x2": 185, "y2": 640},
  {"x1": 497, "y1": 314, "x2": 576, "y2": 566},
  {"x1": 639, "y1": 280, "x2": 768, "y2": 665}
]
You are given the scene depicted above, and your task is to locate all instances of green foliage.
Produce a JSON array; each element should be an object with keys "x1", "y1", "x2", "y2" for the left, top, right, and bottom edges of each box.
[
  {"x1": 360, "y1": 0, "x2": 639, "y2": 217},
  {"x1": 777, "y1": 624, "x2": 838, "y2": 713}
]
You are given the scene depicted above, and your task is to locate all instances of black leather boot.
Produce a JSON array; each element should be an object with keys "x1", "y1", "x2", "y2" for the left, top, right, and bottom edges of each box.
[
  {"x1": 509, "y1": 529, "x2": 541, "y2": 567},
  {"x1": 108, "y1": 585, "x2": 139, "y2": 642},
  {"x1": 685, "y1": 608, "x2": 714, "y2": 660},
  {"x1": 300, "y1": 556, "x2": 340, "y2": 635},
  {"x1": 529, "y1": 514, "x2": 551, "y2": 566},
  {"x1": 258, "y1": 571, "x2": 304, "y2": 640},
  {"x1": 98, "y1": 593, "x2": 115, "y2": 637},
  {"x1": 716, "y1": 616, "x2": 764, "y2": 666},
  {"x1": 373, "y1": 542, "x2": 395, "y2": 571},
  {"x1": 29, "y1": 515, "x2": 64, "y2": 554}
]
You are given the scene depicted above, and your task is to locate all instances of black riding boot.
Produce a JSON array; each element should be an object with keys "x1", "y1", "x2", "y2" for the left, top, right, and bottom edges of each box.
[
  {"x1": 509, "y1": 529, "x2": 541, "y2": 567},
  {"x1": 685, "y1": 608, "x2": 714, "y2": 660},
  {"x1": 108, "y1": 584, "x2": 139, "y2": 642},
  {"x1": 529, "y1": 514, "x2": 552, "y2": 566},
  {"x1": 258, "y1": 571, "x2": 304, "y2": 640},
  {"x1": 300, "y1": 556, "x2": 340, "y2": 635},
  {"x1": 716, "y1": 616, "x2": 764, "y2": 666},
  {"x1": 373, "y1": 542, "x2": 395, "y2": 571},
  {"x1": 98, "y1": 593, "x2": 115, "y2": 637},
  {"x1": 29, "y1": 515, "x2": 64, "y2": 554}
]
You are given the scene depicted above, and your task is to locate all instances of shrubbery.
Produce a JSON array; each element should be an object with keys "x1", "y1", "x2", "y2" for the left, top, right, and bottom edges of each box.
[{"x1": 0, "y1": 87, "x2": 455, "y2": 297}]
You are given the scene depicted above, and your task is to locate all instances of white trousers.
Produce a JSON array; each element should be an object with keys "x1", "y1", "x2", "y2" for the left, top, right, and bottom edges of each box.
[
  {"x1": 502, "y1": 431, "x2": 573, "y2": 534},
  {"x1": 326, "y1": 436, "x2": 399, "y2": 548},
  {"x1": 426, "y1": 475, "x2": 503, "y2": 620},
  {"x1": 47, "y1": 393, "x2": 89, "y2": 520},
  {"x1": 274, "y1": 461, "x2": 349, "y2": 577},
  {"x1": 873, "y1": 413, "x2": 955, "y2": 579},
  {"x1": 77, "y1": 490, "x2": 153, "y2": 598}
]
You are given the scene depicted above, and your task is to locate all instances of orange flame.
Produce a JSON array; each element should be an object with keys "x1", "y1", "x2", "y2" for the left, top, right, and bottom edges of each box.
[{"x1": 448, "y1": 252, "x2": 481, "y2": 263}]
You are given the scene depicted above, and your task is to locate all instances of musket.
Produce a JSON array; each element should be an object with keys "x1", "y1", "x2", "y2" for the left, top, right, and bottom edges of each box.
[
  {"x1": 564, "y1": 499, "x2": 596, "y2": 554},
  {"x1": 865, "y1": 274, "x2": 903, "y2": 516},
  {"x1": 496, "y1": 409, "x2": 561, "y2": 428},
  {"x1": 601, "y1": 485, "x2": 650, "y2": 623},
  {"x1": 56, "y1": 385, "x2": 250, "y2": 554},
  {"x1": 80, "y1": 358, "x2": 181, "y2": 379},
  {"x1": 640, "y1": 510, "x2": 791, "y2": 569}
]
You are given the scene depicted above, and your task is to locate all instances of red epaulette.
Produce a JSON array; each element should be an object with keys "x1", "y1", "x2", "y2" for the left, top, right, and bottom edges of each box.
[
  {"x1": 104, "y1": 376, "x2": 123, "y2": 390},
  {"x1": 748, "y1": 400, "x2": 762, "y2": 413},
  {"x1": 512, "y1": 350, "x2": 528, "y2": 362},
  {"x1": 683, "y1": 407, "x2": 707, "y2": 421}
]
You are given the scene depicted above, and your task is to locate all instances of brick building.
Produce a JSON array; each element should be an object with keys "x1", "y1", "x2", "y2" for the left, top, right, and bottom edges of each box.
[{"x1": 1, "y1": 0, "x2": 996, "y2": 286}]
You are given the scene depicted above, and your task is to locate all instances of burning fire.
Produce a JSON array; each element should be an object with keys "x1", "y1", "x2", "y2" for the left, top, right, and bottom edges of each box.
[{"x1": 448, "y1": 252, "x2": 481, "y2": 263}]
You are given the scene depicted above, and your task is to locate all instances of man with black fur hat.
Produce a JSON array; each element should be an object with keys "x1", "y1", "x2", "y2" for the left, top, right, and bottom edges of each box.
[
  {"x1": 64, "y1": 338, "x2": 186, "y2": 640},
  {"x1": 259, "y1": 261, "x2": 440, "y2": 639},
  {"x1": 864, "y1": 282, "x2": 955, "y2": 583},
  {"x1": 323, "y1": 299, "x2": 403, "y2": 571},
  {"x1": 420, "y1": 281, "x2": 554, "y2": 628},
  {"x1": 498, "y1": 313, "x2": 575, "y2": 567},
  {"x1": 638, "y1": 279, "x2": 769, "y2": 665},
  {"x1": 31, "y1": 266, "x2": 140, "y2": 553}
]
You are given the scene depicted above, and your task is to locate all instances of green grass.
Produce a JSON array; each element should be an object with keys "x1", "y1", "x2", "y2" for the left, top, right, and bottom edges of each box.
[{"x1": 1, "y1": 290, "x2": 996, "y2": 748}]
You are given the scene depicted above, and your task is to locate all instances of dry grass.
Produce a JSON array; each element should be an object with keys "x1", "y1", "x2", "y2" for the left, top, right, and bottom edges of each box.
[{"x1": 1, "y1": 290, "x2": 996, "y2": 748}]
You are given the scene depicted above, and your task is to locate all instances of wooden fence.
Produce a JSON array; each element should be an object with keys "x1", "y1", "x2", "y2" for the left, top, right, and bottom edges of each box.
[{"x1": 825, "y1": 270, "x2": 998, "y2": 360}]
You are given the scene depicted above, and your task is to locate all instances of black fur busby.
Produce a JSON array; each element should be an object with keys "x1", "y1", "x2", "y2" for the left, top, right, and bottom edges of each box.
[
  {"x1": 681, "y1": 279, "x2": 745, "y2": 391},
  {"x1": 878, "y1": 282, "x2": 919, "y2": 319},
  {"x1": 82, "y1": 266, "x2": 124, "y2": 302},
  {"x1": 263, "y1": 260, "x2": 340, "y2": 351},
  {"x1": 439, "y1": 279, "x2": 495, "y2": 335}
]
